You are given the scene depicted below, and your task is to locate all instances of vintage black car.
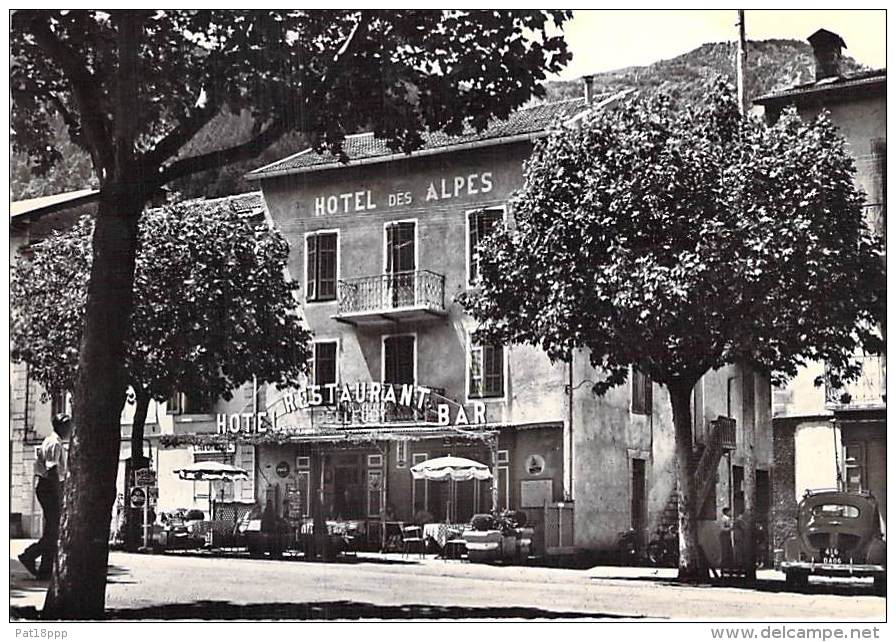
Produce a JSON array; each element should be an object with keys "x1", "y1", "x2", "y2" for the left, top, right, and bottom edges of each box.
[{"x1": 782, "y1": 489, "x2": 885, "y2": 593}]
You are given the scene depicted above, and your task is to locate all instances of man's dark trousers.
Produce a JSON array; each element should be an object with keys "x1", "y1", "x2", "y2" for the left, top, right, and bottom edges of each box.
[{"x1": 21, "y1": 469, "x2": 62, "y2": 578}]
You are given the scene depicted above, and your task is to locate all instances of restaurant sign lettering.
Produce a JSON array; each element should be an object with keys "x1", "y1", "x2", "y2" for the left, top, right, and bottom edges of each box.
[{"x1": 217, "y1": 382, "x2": 486, "y2": 434}]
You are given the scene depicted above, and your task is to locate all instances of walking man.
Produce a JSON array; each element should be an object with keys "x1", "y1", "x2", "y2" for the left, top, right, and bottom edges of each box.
[{"x1": 19, "y1": 413, "x2": 71, "y2": 579}]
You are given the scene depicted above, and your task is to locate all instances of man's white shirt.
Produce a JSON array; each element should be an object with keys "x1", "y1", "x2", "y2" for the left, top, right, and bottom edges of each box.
[{"x1": 34, "y1": 432, "x2": 67, "y2": 480}]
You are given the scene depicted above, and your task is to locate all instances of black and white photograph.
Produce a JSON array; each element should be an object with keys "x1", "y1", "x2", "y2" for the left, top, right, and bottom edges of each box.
[{"x1": 6, "y1": 4, "x2": 888, "y2": 631}]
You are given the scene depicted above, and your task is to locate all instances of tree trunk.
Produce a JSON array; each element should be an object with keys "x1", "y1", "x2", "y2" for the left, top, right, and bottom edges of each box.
[
  {"x1": 123, "y1": 387, "x2": 151, "y2": 551},
  {"x1": 42, "y1": 192, "x2": 142, "y2": 619},
  {"x1": 740, "y1": 363, "x2": 757, "y2": 581},
  {"x1": 668, "y1": 381, "x2": 708, "y2": 582}
]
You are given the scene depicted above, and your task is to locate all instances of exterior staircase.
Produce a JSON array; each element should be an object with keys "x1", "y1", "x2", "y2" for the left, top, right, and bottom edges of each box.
[{"x1": 655, "y1": 416, "x2": 737, "y2": 534}]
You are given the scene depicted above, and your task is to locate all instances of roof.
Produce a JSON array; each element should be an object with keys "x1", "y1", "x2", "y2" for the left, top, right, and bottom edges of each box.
[
  {"x1": 247, "y1": 97, "x2": 593, "y2": 180},
  {"x1": 10, "y1": 188, "x2": 100, "y2": 222},
  {"x1": 167, "y1": 190, "x2": 265, "y2": 217},
  {"x1": 753, "y1": 68, "x2": 886, "y2": 105}
]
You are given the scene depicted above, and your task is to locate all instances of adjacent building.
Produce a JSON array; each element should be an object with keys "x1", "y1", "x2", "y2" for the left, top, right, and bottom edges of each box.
[
  {"x1": 753, "y1": 29, "x2": 887, "y2": 549},
  {"x1": 9, "y1": 191, "x2": 264, "y2": 537}
]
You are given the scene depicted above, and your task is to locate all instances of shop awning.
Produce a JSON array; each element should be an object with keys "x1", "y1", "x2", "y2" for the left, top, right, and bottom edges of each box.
[{"x1": 159, "y1": 423, "x2": 502, "y2": 449}]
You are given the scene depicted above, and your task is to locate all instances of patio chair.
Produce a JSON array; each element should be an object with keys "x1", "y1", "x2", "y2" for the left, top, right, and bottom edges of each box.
[
  {"x1": 443, "y1": 523, "x2": 468, "y2": 562},
  {"x1": 401, "y1": 525, "x2": 425, "y2": 559}
]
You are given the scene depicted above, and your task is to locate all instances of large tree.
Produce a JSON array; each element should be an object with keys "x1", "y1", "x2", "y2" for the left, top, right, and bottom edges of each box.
[
  {"x1": 11, "y1": 9, "x2": 572, "y2": 617},
  {"x1": 11, "y1": 196, "x2": 311, "y2": 548},
  {"x1": 460, "y1": 84, "x2": 885, "y2": 581}
]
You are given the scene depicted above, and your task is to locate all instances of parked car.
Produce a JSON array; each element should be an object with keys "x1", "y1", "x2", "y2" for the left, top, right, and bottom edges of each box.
[
  {"x1": 782, "y1": 489, "x2": 885, "y2": 594},
  {"x1": 236, "y1": 506, "x2": 292, "y2": 557},
  {"x1": 463, "y1": 511, "x2": 533, "y2": 564},
  {"x1": 154, "y1": 508, "x2": 206, "y2": 550}
]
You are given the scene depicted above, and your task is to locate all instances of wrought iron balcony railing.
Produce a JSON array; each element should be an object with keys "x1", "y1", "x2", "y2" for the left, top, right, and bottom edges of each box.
[
  {"x1": 334, "y1": 270, "x2": 446, "y2": 323},
  {"x1": 825, "y1": 355, "x2": 887, "y2": 409}
]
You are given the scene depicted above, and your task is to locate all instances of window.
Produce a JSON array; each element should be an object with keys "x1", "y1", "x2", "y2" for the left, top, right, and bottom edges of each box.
[
  {"x1": 497, "y1": 450, "x2": 510, "y2": 510},
  {"x1": 168, "y1": 391, "x2": 215, "y2": 415},
  {"x1": 384, "y1": 221, "x2": 416, "y2": 274},
  {"x1": 50, "y1": 390, "x2": 68, "y2": 416},
  {"x1": 844, "y1": 443, "x2": 866, "y2": 492},
  {"x1": 184, "y1": 391, "x2": 214, "y2": 414},
  {"x1": 467, "y1": 207, "x2": 505, "y2": 285},
  {"x1": 306, "y1": 231, "x2": 337, "y2": 302},
  {"x1": 470, "y1": 343, "x2": 504, "y2": 399},
  {"x1": 384, "y1": 221, "x2": 417, "y2": 308},
  {"x1": 383, "y1": 335, "x2": 415, "y2": 385},
  {"x1": 812, "y1": 504, "x2": 860, "y2": 519},
  {"x1": 166, "y1": 391, "x2": 182, "y2": 415},
  {"x1": 237, "y1": 446, "x2": 255, "y2": 501},
  {"x1": 631, "y1": 367, "x2": 653, "y2": 415},
  {"x1": 311, "y1": 341, "x2": 338, "y2": 388}
]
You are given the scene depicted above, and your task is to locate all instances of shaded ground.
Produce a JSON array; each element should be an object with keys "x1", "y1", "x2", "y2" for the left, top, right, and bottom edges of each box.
[{"x1": 14, "y1": 600, "x2": 636, "y2": 621}]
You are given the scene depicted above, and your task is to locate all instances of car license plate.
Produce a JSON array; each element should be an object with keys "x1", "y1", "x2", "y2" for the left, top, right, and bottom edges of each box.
[{"x1": 823, "y1": 548, "x2": 842, "y2": 565}]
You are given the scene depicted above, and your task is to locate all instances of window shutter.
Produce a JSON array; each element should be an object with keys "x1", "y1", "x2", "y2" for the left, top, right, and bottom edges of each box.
[
  {"x1": 470, "y1": 346, "x2": 483, "y2": 397},
  {"x1": 239, "y1": 445, "x2": 255, "y2": 501},
  {"x1": 318, "y1": 233, "x2": 337, "y2": 300},
  {"x1": 306, "y1": 234, "x2": 318, "y2": 301}
]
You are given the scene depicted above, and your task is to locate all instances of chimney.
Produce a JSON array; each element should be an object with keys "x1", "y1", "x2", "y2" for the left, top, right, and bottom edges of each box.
[
  {"x1": 808, "y1": 28, "x2": 847, "y2": 81},
  {"x1": 582, "y1": 75, "x2": 594, "y2": 103}
]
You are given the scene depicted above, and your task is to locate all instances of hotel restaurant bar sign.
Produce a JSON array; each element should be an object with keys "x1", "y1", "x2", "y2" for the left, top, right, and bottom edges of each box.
[{"x1": 217, "y1": 382, "x2": 487, "y2": 435}]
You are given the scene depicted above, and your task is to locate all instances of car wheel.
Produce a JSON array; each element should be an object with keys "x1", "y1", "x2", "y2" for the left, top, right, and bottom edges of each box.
[
  {"x1": 872, "y1": 575, "x2": 885, "y2": 596},
  {"x1": 785, "y1": 570, "x2": 809, "y2": 590}
]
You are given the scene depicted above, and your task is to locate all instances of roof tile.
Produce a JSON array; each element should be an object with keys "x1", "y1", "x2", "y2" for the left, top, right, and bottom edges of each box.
[{"x1": 248, "y1": 98, "x2": 590, "y2": 178}]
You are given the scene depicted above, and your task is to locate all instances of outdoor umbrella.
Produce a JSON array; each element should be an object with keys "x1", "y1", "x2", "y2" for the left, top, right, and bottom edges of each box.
[
  {"x1": 173, "y1": 461, "x2": 249, "y2": 519},
  {"x1": 410, "y1": 456, "x2": 492, "y2": 522},
  {"x1": 410, "y1": 455, "x2": 492, "y2": 482}
]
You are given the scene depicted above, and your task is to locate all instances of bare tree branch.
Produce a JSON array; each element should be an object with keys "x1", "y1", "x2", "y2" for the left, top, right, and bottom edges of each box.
[
  {"x1": 140, "y1": 89, "x2": 223, "y2": 171},
  {"x1": 152, "y1": 117, "x2": 287, "y2": 188}
]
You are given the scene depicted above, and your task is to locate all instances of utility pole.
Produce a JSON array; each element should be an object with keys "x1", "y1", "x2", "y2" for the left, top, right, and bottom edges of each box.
[
  {"x1": 736, "y1": 9, "x2": 749, "y2": 115},
  {"x1": 737, "y1": 9, "x2": 758, "y2": 579}
]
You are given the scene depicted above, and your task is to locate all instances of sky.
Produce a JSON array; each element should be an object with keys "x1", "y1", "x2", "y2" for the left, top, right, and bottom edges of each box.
[{"x1": 556, "y1": 9, "x2": 887, "y2": 80}]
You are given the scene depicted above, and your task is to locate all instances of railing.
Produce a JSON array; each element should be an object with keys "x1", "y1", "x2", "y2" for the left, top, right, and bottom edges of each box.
[
  {"x1": 694, "y1": 416, "x2": 736, "y2": 514},
  {"x1": 336, "y1": 270, "x2": 445, "y2": 316},
  {"x1": 825, "y1": 355, "x2": 887, "y2": 409}
]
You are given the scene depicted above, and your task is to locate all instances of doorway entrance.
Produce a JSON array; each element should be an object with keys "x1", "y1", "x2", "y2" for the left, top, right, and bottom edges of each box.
[{"x1": 333, "y1": 455, "x2": 363, "y2": 519}]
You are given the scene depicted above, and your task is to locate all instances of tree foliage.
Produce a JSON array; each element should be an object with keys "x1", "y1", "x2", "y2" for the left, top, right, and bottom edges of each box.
[
  {"x1": 9, "y1": 9, "x2": 572, "y2": 617},
  {"x1": 461, "y1": 81, "x2": 884, "y2": 580},
  {"x1": 461, "y1": 83, "x2": 885, "y2": 392},
  {"x1": 11, "y1": 197, "x2": 311, "y2": 405},
  {"x1": 11, "y1": 9, "x2": 572, "y2": 190}
]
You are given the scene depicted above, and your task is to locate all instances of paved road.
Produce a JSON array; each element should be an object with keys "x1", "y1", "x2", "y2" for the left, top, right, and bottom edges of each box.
[{"x1": 9, "y1": 540, "x2": 884, "y2": 620}]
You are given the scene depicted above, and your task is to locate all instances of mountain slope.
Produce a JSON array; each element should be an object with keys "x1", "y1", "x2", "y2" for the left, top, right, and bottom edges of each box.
[
  {"x1": 543, "y1": 38, "x2": 867, "y2": 106},
  {"x1": 10, "y1": 39, "x2": 868, "y2": 201}
]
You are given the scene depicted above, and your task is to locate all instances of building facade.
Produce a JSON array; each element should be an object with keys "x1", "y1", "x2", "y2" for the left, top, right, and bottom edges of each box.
[
  {"x1": 754, "y1": 30, "x2": 887, "y2": 549},
  {"x1": 233, "y1": 94, "x2": 774, "y2": 557},
  {"x1": 11, "y1": 97, "x2": 776, "y2": 560}
]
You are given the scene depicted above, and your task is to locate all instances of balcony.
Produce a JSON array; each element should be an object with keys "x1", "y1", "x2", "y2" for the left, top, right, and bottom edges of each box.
[
  {"x1": 825, "y1": 355, "x2": 887, "y2": 410},
  {"x1": 333, "y1": 270, "x2": 447, "y2": 325}
]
